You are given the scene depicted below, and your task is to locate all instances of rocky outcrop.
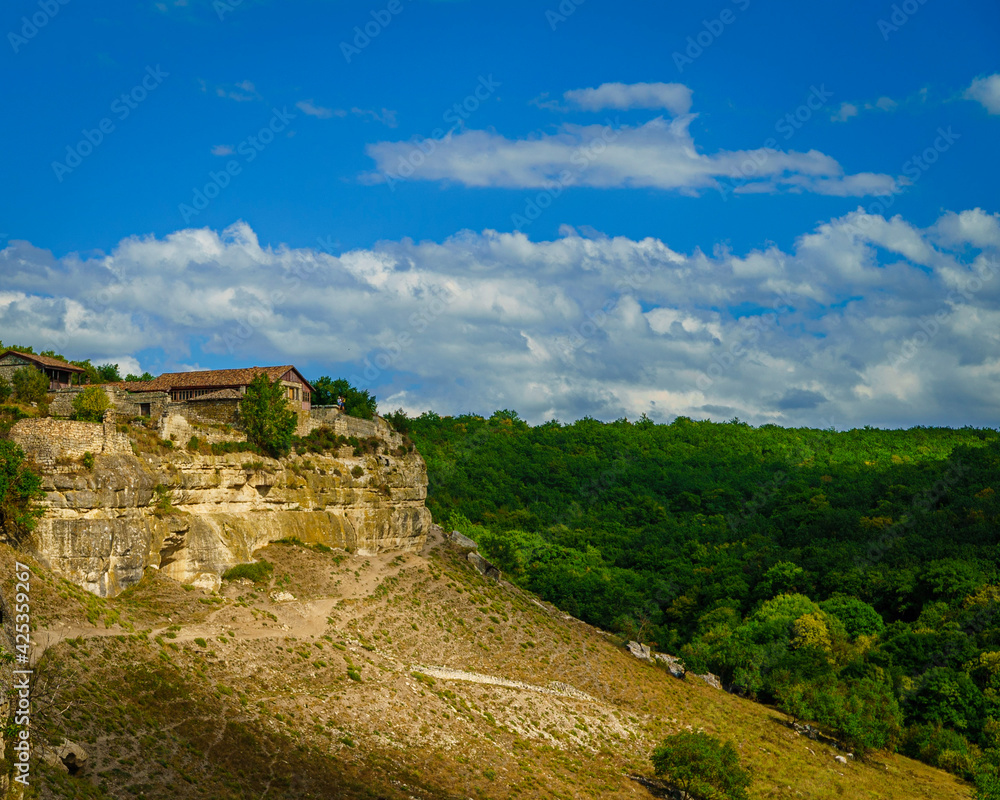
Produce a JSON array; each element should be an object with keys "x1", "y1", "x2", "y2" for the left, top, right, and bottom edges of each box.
[{"x1": 13, "y1": 419, "x2": 431, "y2": 597}]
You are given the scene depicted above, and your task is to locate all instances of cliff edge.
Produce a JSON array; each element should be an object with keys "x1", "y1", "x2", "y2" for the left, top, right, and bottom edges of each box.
[{"x1": 9, "y1": 415, "x2": 430, "y2": 597}]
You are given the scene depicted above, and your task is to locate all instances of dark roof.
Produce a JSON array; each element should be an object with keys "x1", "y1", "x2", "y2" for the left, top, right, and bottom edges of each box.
[
  {"x1": 130, "y1": 366, "x2": 314, "y2": 394},
  {"x1": 0, "y1": 350, "x2": 87, "y2": 373}
]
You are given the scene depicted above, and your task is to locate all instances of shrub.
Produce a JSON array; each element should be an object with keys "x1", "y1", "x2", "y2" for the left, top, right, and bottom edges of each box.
[
  {"x1": 210, "y1": 440, "x2": 258, "y2": 455},
  {"x1": 0, "y1": 376, "x2": 9, "y2": 403},
  {"x1": 0, "y1": 440, "x2": 46, "y2": 543},
  {"x1": 187, "y1": 436, "x2": 200, "y2": 452},
  {"x1": 152, "y1": 484, "x2": 174, "y2": 516},
  {"x1": 222, "y1": 560, "x2": 274, "y2": 584},
  {"x1": 351, "y1": 466, "x2": 364, "y2": 478},
  {"x1": 82, "y1": 451, "x2": 95, "y2": 470},
  {"x1": 71, "y1": 386, "x2": 112, "y2": 422},
  {"x1": 12, "y1": 367, "x2": 48, "y2": 404},
  {"x1": 651, "y1": 731, "x2": 751, "y2": 800},
  {"x1": 291, "y1": 426, "x2": 349, "y2": 455},
  {"x1": 239, "y1": 373, "x2": 297, "y2": 459}
]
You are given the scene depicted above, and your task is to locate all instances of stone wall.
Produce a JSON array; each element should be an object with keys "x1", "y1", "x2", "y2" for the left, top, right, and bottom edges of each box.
[
  {"x1": 49, "y1": 387, "x2": 169, "y2": 420},
  {"x1": 164, "y1": 398, "x2": 240, "y2": 426},
  {"x1": 0, "y1": 352, "x2": 31, "y2": 385},
  {"x1": 158, "y1": 412, "x2": 246, "y2": 446},
  {"x1": 300, "y1": 406, "x2": 402, "y2": 445},
  {"x1": 9, "y1": 417, "x2": 132, "y2": 469}
]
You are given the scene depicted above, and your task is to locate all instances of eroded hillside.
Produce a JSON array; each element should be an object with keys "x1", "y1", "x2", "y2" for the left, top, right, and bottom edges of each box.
[{"x1": 6, "y1": 530, "x2": 973, "y2": 800}]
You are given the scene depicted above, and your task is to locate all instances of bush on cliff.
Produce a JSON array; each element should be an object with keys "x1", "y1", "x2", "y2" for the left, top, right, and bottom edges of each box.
[
  {"x1": 71, "y1": 385, "x2": 112, "y2": 422},
  {"x1": 222, "y1": 559, "x2": 274, "y2": 584},
  {"x1": 0, "y1": 376, "x2": 10, "y2": 403},
  {"x1": 0, "y1": 440, "x2": 45, "y2": 544},
  {"x1": 240, "y1": 373, "x2": 297, "y2": 459},
  {"x1": 12, "y1": 366, "x2": 48, "y2": 404}
]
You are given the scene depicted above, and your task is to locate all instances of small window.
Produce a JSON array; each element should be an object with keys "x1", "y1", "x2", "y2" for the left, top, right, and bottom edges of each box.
[{"x1": 140, "y1": 403, "x2": 151, "y2": 416}]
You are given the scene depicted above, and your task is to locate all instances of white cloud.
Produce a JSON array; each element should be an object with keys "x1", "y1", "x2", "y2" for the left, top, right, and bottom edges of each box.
[
  {"x1": 831, "y1": 102, "x2": 859, "y2": 123},
  {"x1": 965, "y1": 73, "x2": 1000, "y2": 114},
  {"x1": 296, "y1": 101, "x2": 396, "y2": 126},
  {"x1": 563, "y1": 82, "x2": 693, "y2": 115},
  {"x1": 215, "y1": 80, "x2": 261, "y2": 103},
  {"x1": 833, "y1": 89, "x2": 940, "y2": 122},
  {"x1": 296, "y1": 99, "x2": 338, "y2": 119},
  {"x1": 351, "y1": 107, "x2": 398, "y2": 127},
  {"x1": 1, "y1": 211, "x2": 998, "y2": 429},
  {"x1": 365, "y1": 113, "x2": 899, "y2": 196},
  {"x1": 871, "y1": 96, "x2": 898, "y2": 112}
]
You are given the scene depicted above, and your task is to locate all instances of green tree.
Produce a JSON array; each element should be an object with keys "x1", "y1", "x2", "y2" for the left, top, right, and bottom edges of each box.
[
  {"x1": 124, "y1": 372, "x2": 155, "y2": 382},
  {"x1": 239, "y1": 373, "x2": 297, "y2": 458},
  {"x1": 819, "y1": 595, "x2": 885, "y2": 639},
  {"x1": 311, "y1": 377, "x2": 376, "y2": 419},
  {"x1": 95, "y1": 363, "x2": 123, "y2": 383},
  {"x1": 12, "y1": 367, "x2": 49, "y2": 403},
  {"x1": 651, "y1": 731, "x2": 751, "y2": 800},
  {"x1": 757, "y1": 561, "x2": 806, "y2": 599},
  {"x1": 71, "y1": 386, "x2": 111, "y2": 422},
  {"x1": 0, "y1": 375, "x2": 10, "y2": 403},
  {"x1": 0, "y1": 440, "x2": 45, "y2": 544}
]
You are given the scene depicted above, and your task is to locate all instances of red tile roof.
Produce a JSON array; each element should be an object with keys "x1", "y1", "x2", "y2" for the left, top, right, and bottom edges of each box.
[
  {"x1": 129, "y1": 366, "x2": 313, "y2": 394},
  {"x1": 0, "y1": 350, "x2": 86, "y2": 373}
]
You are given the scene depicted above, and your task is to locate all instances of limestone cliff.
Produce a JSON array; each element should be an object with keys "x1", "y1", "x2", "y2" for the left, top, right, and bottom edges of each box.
[{"x1": 11, "y1": 418, "x2": 430, "y2": 597}]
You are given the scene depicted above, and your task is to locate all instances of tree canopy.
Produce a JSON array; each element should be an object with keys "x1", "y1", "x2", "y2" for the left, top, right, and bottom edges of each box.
[
  {"x1": 310, "y1": 377, "x2": 376, "y2": 419},
  {"x1": 651, "y1": 731, "x2": 751, "y2": 800},
  {"x1": 403, "y1": 411, "x2": 1000, "y2": 772},
  {"x1": 71, "y1": 386, "x2": 111, "y2": 422},
  {"x1": 239, "y1": 373, "x2": 298, "y2": 458}
]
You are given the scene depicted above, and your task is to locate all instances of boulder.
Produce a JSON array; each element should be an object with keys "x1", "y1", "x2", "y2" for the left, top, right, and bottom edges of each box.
[
  {"x1": 834, "y1": 755, "x2": 848, "y2": 765},
  {"x1": 271, "y1": 591, "x2": 295, "y2": 602},
  {"x1": 654, "y1": 653, "x2": 686, "y2": 678},
  {"x1": 189, "y1": 572, "x2": 222, "y2": 593},
  {"x1": 449, "y1": 530, "x2": 479, "y2": 550},
  {"x1": 626, "y1": 641, "x2": 654, "y2": 662},
  {"x1": 691, "y1": 671, "x2": 723, "y2": 690},
  {"x1": 467, "y1": 551, "x2": 501, "y2": 581}
]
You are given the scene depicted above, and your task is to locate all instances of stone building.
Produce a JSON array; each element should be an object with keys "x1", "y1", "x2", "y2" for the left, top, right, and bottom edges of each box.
[
  {"x1": 126, "y1": 366, "x2": 314, "y2": 412},
  {"x1": 0, "y1": 350, "x2": 86, "y2": 390}
]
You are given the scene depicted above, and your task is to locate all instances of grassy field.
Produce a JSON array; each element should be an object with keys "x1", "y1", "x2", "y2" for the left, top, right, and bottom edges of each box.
[{"x1": 2, "y1": 532, "x2": 974, "y2": 799}]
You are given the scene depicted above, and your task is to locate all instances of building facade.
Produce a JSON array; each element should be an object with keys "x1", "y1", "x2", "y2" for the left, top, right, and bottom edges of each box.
[{"x1": 0, "y1": 350, "x2": 87, "y2": 391}]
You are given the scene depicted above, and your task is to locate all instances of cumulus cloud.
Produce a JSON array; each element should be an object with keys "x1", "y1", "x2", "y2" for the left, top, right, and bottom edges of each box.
[
  {"x1": 965, "y1": 73, "x2": 1000, "y2": 114},
  {"x1": 1, "y1": 210, "x2": 998, "y2": 429},
  {"x1": 365, "y1": 111, "x2": 899, "y2": 196},
  {"x1": 564, "y1": 82, "x2": 693, "y2": 115}
]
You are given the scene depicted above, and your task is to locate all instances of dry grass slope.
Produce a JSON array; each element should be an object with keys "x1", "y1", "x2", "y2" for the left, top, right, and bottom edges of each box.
[{"x1": 0, "y1": 530, "x2": 973, "y2": 800}]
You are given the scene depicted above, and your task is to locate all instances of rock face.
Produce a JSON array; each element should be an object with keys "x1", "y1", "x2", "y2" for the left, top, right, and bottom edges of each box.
[{"x1": 13, "y1": 419, "x2": 431, "y2": 597}]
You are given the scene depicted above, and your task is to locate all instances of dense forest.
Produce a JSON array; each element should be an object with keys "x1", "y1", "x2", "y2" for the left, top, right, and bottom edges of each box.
[{"x1": 389, "y1": 410, "x2": 1000, "y2": 789}]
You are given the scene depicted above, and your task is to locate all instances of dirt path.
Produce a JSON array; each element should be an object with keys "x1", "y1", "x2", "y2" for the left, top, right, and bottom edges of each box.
[{"x1": 409, "y1": 664, "x2": 596, "y2": 702}]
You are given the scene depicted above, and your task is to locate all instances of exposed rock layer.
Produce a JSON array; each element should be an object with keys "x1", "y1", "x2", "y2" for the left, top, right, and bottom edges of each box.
[{"x1": 13, "y1": 419, "x2": 430, "y2": 597}]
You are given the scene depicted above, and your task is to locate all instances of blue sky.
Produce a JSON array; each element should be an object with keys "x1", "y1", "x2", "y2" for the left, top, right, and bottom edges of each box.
[{"x1": 2, "y1": 0, "x2": 998, "y2": 427}]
